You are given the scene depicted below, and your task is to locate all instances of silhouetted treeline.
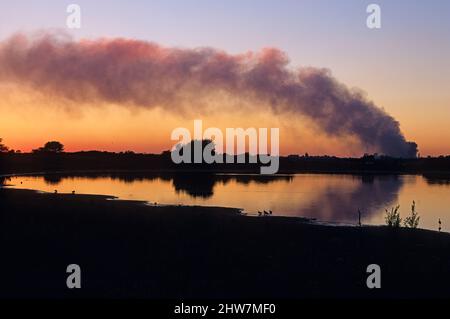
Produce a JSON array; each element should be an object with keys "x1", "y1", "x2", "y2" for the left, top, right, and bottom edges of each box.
[{"x1": 1, "y1": 151, "x2": 450, "y2": 176}]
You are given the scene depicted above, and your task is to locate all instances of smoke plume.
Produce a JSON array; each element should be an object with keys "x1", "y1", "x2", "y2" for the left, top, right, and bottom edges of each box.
[{"x1": 0, "y1": 32, "x2": 418, "y2": 157}]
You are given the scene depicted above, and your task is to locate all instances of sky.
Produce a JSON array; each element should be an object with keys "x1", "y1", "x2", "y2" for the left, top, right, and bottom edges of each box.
[{"x1": 0, "y1": 0, "x2": 449, "y2": 156}]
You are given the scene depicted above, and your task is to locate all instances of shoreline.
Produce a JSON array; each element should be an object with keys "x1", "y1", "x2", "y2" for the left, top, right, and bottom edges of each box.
[
  {"x1": 1, "y1": 187, "x2": 450, "y2": 298},
  {"x1": 0, "y1": 185, "x2": 412, "y2": 231},
  {"x1": 3, "y1": 184, "x2": 320, "y2": 224},
  {"x1": 2, "y1": 171, "x2": 448, "y2": 232}
]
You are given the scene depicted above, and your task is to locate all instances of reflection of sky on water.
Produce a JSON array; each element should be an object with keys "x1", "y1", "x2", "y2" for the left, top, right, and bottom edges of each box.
[{"x1": 4, "y1": 173, "x2": 450, "y2": 231}]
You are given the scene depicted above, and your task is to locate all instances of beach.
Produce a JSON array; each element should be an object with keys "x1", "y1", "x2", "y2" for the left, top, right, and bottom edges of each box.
[{"x1": 1, "y1": 187, "x2": 449, "y2": 299}]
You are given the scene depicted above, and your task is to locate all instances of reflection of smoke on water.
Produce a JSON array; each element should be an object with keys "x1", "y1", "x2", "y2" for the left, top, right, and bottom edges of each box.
[{"x1": 300, "y1": 175, "x2": 404, "y2": 223}]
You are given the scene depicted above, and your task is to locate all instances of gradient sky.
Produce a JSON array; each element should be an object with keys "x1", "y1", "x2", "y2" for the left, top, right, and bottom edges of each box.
[{"x1": 0, "y1": 0, "x2": 449, "y2": 156}]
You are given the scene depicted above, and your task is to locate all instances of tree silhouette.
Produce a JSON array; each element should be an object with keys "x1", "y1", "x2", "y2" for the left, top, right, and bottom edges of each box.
[
  {"x1": 0, "y1": 138, "x2": 9, "y2": 153},
  {"x1": 33, "y1": 141, "x2": 65, "y2": 154},
  {"x1": 172, "y1": 139, "x2": 215, "y2": 163}
]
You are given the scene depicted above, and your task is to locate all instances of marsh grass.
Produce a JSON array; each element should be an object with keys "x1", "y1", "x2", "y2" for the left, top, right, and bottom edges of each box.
[
  {"x1": 385, "y1": 205, "x2": 402, "y2": 227},
  {"x1": 385, "y1": 201, "x2": 421, "y2": 229},
  {"x1": 404, "y1": 200, "x2": 420, "y2": 229}
]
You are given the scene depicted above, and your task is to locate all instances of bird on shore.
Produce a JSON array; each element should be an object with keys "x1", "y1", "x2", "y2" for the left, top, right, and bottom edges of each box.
[
  {"x1": 439, "y1": 218, "x2": 442, "y2": 232},
  {"x1": 258, "y1": 211, "x2": 262, "y2": 217},
  {"x1": 269, "y1": 210, "x2": 273, "y2": 215},
  {"x1": 263, "y1": 210, "x2": 269, "y2": 216}
]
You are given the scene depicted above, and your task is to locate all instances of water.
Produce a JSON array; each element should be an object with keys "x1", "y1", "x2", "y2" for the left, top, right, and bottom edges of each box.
[{"x1": 4, "y1": 172, "x2": 450, "y2": 231}]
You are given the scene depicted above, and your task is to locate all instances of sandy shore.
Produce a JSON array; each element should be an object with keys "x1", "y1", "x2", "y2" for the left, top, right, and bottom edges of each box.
[{"x1": 1, "y1": 187, "x2": 450, "y2": 298}]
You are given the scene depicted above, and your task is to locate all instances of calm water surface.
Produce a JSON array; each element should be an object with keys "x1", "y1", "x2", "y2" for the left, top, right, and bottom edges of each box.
[{"x1": 5, "y1": 173, "x2": 450, "y2": 232}]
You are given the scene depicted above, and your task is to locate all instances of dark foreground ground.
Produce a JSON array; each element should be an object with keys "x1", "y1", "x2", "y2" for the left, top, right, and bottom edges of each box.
[{"x1": 1, "y1": 188, "x2": 450, "y2": 299}]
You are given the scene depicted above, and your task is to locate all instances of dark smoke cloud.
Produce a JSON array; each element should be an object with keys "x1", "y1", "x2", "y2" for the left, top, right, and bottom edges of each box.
[{"x1": 0, "y1": 32, "x2": 418, "y2": 157}]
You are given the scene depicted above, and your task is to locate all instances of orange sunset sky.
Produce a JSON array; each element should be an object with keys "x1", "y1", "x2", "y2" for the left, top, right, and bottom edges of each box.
[{"x1": 0, "y1": 1, "x2": 449, "y2": 157}]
